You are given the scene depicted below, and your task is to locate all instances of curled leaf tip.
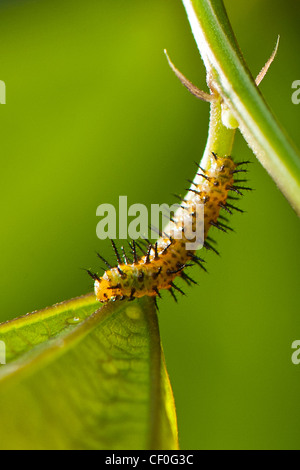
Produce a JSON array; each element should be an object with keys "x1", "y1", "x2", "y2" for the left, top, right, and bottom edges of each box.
[
  {"x1": 164, "y1": 49, "x2": 213, "y2": 102},
  {"x1": 255, "y1": 35, "x2": 280, "y2": 86}
]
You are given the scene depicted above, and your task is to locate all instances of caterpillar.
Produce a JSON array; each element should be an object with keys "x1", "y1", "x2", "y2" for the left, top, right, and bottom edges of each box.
[
  {"x1": 88, "y1": 152, "x2": 250, "y2": 306},
  {"x1": 85, "y1": 38, "x2": 280, "y2": 306}
]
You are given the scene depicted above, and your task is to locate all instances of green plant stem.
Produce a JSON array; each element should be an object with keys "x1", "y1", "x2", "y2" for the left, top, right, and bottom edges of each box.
[
  {"x1": 201, "y1": 95, "x2": 236, "y2": 170},
  {"x1": 182, "y1": 0, "x2": 300, "y2": 215}
]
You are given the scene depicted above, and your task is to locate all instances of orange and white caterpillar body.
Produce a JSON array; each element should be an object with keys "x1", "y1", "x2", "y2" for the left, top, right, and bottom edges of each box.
[
  {"x1": 86, "y1": 40, "x2": 281, "y2": 305},
  {"x1": 88, "y1": 152, "x2": 250, "y2": 306}
]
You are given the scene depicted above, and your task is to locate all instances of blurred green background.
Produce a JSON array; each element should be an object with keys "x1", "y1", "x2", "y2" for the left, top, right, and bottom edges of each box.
[{"x1": 0, "y1": 0, "x2": 299, "y2": 450}]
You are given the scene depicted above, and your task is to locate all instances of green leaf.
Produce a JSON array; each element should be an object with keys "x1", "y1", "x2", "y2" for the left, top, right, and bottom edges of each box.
[
  {"x1": 0, "y1": 293, "x2": 99, "y2": 364},
  {"x1": 182, "y1": 0, "x2": 300, "y2": 215},
  {"x1": 0, "y1": 295, "x2": 178, "y2": 450}
]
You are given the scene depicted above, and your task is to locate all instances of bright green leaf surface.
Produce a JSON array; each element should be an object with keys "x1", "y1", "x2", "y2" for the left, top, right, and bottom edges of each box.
[
  {"x1": 0, "y1": 293, "x2": 98, "y2": 364},
  {"x1": 0, "y1": 296, "x2": 178, "y2": 450}
]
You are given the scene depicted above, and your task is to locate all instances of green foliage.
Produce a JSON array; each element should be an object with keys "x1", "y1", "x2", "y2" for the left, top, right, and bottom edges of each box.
[{"x1": 0, "y1": 0, "x2": 299, "y2": 451}]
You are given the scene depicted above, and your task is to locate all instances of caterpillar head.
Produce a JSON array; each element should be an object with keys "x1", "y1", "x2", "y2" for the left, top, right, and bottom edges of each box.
[
  {"x1": 94, "y1": 271, "x2": 122, "y2": 303},
  {"x1": 94, "y1": 277, "x2": 111, "y2": 303}
]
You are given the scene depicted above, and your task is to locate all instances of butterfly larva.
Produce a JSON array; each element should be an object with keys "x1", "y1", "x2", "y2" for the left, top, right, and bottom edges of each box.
[
  {"x1": 89, "y1": 152, "x2": 250, "y2": 305},
  {"x1": 86, "y1": 37, "x2": 280, "y2": 306}
]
